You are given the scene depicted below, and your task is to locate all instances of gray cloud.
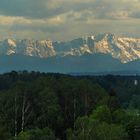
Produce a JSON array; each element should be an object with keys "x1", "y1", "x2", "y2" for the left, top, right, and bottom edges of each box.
[
  {"x1": 0, "y1": 0, "x2": 139, "y2": 19},
  {"x1": 0, "y1": 0, "x2": 65, "y2": 19},
  {"x1": 0, "y1": 0, "x2": 140, "y2": 40}
]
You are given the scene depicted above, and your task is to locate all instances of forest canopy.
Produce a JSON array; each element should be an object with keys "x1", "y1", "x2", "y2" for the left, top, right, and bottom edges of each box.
[{"x1": 0, "y1": 71, "x2": 139, "y2": 140}]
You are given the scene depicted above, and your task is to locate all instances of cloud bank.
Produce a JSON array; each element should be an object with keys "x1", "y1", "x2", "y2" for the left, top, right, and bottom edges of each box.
[{"x1": 0, "y1": 0, "x2": 140, "y2": 40}]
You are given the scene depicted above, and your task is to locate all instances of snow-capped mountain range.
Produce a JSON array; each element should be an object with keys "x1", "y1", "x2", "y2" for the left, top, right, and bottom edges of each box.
[
  {"x1": 2, "y1": 33, "x2": 140, "y2": 74},
  {"x1": 1, "y1": 33, "x2": 140, "y2": 63}
]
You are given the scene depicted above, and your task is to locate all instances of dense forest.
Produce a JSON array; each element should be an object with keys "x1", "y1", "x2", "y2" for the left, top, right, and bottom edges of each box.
[{"x1": 0, "y1": 71, "x2": 139, "y2": 140}]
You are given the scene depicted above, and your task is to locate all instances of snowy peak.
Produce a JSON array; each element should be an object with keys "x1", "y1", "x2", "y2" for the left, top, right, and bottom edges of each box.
[
  {"x1": 1, "y1": 33, "x2": 140, "y2": 63},
  {"x1": 0, "y1": 39, "x2": 56, "y2": 58},
  {"x1": 7, "y1": 39, "x2": 17, "y2": 47}
]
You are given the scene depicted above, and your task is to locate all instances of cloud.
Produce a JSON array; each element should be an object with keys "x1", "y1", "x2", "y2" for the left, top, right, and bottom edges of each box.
[
  {"x1": 0, "y1": 0, "x2": 139, "y2": 19},
  {"x1": 0, "y1": 0, "x2": 140, "y2": 40}
]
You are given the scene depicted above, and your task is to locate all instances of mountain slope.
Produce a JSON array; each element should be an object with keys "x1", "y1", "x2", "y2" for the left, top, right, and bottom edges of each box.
[
  {"x1": 1, "y1": 33, "x2": 140, "y2": 63},
  {"x1": 1, "y1": 33, "x2": 140, "y2": 73},
  {"x1": 0, "y1": 54, "x2": 123, "y2": 73}
]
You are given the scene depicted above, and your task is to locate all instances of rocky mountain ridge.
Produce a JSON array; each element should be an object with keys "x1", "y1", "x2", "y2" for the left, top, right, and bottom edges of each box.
[{"x1": 1, "y1": 33, "x2": 140, "y2": 63}]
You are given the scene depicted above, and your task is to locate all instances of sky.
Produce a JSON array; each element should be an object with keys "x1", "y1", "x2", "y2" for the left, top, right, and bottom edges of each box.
[{"x1": 0, "y1": 0, "x2": 140, "y2": 41}]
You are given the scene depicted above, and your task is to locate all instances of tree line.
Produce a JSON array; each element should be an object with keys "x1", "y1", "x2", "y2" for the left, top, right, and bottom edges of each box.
[{"x1": 0, "y1": 71, "x2": 139, "y2": 140}]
